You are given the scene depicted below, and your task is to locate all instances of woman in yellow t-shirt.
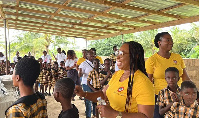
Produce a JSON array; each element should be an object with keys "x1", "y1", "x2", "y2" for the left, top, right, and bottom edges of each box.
[
  {"x1": 145, "y1": 32, "x2": 190, "y2": 118},
  {"x1": 75, "y1": 41, "x2": 155, "y2": 118}
]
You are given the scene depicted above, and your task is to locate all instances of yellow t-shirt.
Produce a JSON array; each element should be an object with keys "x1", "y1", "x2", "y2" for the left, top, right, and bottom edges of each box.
[
  {"x1": 96, "y1": 56, "x2": 103, "y2": 64},
  {"x1": 145, "y1": 53, "x2": 186, "y2": 95},
  {"x1": 77, "y1": 57, "x2": 86, "y2": 66},
  {"x1": 106, "y1": 70, "x2": 155, "y2": 113}
]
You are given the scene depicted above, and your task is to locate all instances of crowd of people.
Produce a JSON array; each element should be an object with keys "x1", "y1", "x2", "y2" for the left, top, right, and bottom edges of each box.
[{"x1": 0, "y1": 32, "x2": 199, "y2": 118}]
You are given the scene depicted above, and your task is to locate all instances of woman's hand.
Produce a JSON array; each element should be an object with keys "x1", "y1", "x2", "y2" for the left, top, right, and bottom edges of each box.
[
  {"x1": 74, "y1": 85, "x2": 85, "y2": 97},
  {"x1": 97, "y1": 105, "x2": 118, "y2": 118}
]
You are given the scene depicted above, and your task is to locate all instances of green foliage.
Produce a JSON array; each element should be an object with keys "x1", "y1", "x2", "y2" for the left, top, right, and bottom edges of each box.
[
  {"x1": 88, "y1": 34, "x2": 134, "y2": 56},
  {"x1": 88, "y1": 23, "x2": 199, "y2": 58}
]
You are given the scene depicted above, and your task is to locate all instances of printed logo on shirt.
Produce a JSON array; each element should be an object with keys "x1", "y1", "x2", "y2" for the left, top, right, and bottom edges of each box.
[
  {"x1": 118, "y1": 87, "x2": 124, "y2": 92},
  {"x1": 173, "y1": 60, "x2": 177, "y2": 64}
]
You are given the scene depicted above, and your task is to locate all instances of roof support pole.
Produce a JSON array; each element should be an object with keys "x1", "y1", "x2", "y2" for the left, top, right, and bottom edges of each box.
[
  {"x1": 4, "y1": 19, "x2": 8, "y2": 75},
  {"x1": 86, "y1": 39, "x2": 88, "y2": 50},
  {"x1": 122, "y1": 34, "x2": 124, "y2": 44},
  {"x1": 8, "y1": 28, "x2": 10, "y2": 61}
]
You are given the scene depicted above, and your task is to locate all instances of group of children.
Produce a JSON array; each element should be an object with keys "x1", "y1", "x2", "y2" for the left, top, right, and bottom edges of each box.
[
  {"x1": 157, "y1": 67, "x2": 199, "y2": 118},
  {"x1": 35, "y1": 59, "x2": 67, "y2": 96}
]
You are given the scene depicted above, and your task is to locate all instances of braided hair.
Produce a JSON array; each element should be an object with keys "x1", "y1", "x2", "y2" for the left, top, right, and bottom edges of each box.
[
  {"x1": 124, "y1": 41, "x2": 148, "y2": 112},
  {"x1": 154, "y1": 32, "x2": 170, "y2": 48}
]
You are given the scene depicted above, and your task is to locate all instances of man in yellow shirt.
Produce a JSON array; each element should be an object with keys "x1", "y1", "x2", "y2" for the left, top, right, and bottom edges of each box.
[
  {"x1": 90, "y1": 48, "x2": 103, "y2": 65},
  {"x1": 76, "y1": 49, "x2": 87, "y2": 69}
]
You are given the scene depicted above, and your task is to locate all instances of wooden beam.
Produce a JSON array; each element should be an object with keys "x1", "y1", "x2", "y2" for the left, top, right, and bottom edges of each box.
[
  {"x1": 84, "y1": 0, "x2": 183, "y2": 19},
  {"x1": 20, "y1": 0, "x2": 157, "y2": 24},
  {"x1": 7, "y1": 18, "x2": 112, "y2": 34},
  {"x1": 8, "y1": 25, "x2": 96, "y2": 38},
  {"x1": 8, "y1": 22, "x2": 102, "y2": 37},
  {"x1": 5, "y1": 11, "x2": 119, "y2": 31},
  {"x1": 15, "y1": 0, "x2": 21, "y2": 28},
  {"x1": 87, "y1": 15, "x2": 199, "y2": 40},
  {"x1": 2, "y1": 4, "x2": 135, "y2": 28},
  {"x1": 0, "y1": 5, "x2": 5, "y2": 19},
  {"x1": 173, "y1": 0, "x2": 199, "y2": 6}
]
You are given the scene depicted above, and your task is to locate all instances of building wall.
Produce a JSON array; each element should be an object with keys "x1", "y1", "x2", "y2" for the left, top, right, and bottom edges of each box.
[{"x1": 101, "y1": 56, "x2": 199, "y2": 89}]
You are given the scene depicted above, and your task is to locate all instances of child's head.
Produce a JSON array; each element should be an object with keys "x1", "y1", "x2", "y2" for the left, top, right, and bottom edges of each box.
[
  {"x1": 10, "y1": 63, "x2": 15, "y2": 68},
  {"x1": 93, "y1": 58, "x2": 100, "y2": 70},
  {"x1": 53, "y1": 78, "x2": 75, "y2": 102},
  {"x1": 38, "y1": 58, "x2": 43, "y2": 63},
  {"x1": 104, "y1": 58, "x2": 111, "y2": 71},
  {"x1": 60, "y1": 61, "x2": 65, "y2": 67},
  {"x1": 43, "y1": 62, "x2": 47, "y2": 68},
  {"x1": 53, "y1": 61, "x2": 58, "y2": 69},
  {"x1": 181, "y1": 81, "x2": 197, "y2": 106},
  {"x1": 12, "y1": 57, "x2": 40, "y2": 87},
  {"x1": 47, "y1": 63, "x2": 51, "y2": 69},
  {"x1": 165, "y1": 67, "x2": 179, "y2": 88}
]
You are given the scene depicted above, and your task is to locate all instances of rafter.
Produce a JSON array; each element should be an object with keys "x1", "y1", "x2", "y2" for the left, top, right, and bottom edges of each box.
[
  {"x1": 87, "y1": 15, "x2": 199, "y2": 40},
  {"x1": 1, "y1": 4, "x2": 133, "y2": 28},
  {"x1": 7, "y1": 18, "x2": 111, "y2": 35},
  {"x1": 8, "y1": 25, "x2": 97, "y2": 38},
  {"x1": 0, "y1": 5, "x2": 5, "y2": 19},
  {"x1": 173, "y1": 0, "x2": 199, "y2": 6},
  {"x1": 20, "y1": 0, "x2": 157, "y2": 25},
  {"x1": 8, "y1": 22, "x2": 99, "y2": 36},
  {"x1": 83, "y1": 0, "x2": 183, "y2": 19},
  {"x1": 5, "y1": 11, "x2": 121, "y2": 31}
]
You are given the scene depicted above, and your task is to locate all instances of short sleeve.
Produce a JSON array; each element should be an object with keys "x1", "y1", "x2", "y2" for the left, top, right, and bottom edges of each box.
[
  {"x1": 87, "y1": 71, "x2": 92, "y2": 82},
  {"x1": 145, "y1": 56, "x2": 155, "y2": 74},
  {"x1": 65, "y1": 60, "x2": 70, "y2": 67},
  {"x1": 179, "y1": 55, "x2": 186, "y2": 69},
  {"x1": 134, "y1": 77, "x2": 155, "y2": 105},
  {"x1": 6, "y1": 105, "x2": 24, "y2": 118}
]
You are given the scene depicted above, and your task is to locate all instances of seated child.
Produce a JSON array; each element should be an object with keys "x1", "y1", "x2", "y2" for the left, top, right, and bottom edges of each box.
[
  {"x1": 5, "y1": 57, "x2": 47, "y2": 118},
  {"x1": 53, "y1": 78, "x2": 79, "y2": 118},
  {"x1": 166, "y1": 80, "x2": 199, "y2": 118},
  {"x1": 157, "y1": 67, "x2": 181, "y2": 117}
]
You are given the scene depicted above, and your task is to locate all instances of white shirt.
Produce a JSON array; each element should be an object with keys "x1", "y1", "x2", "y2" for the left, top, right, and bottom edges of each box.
[
  {"x1": 56, "y1": 53, "x2": 66, "y2": 67},
  {"x1": 41, "y1": 54, "x2": 52, "y2": 64},
  {"x1": 13, "y1": 56, "x2": 18, "y2": 63},
  {"x1": 79, "y1": 60, "x2": 94, "y2": 85},
  {"x1": 65, "y1": 59, "x2": 78, "y2": 69},
  {"x1": 0, "y1": 56, "x2": 6, "y2": 61}
]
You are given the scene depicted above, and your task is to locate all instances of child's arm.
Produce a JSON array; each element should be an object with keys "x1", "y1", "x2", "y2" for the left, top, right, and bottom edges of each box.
[
  {"x1": 100, "y1": 71, "x2": 111, "y2": 85},
  {"x1": 159, "y1": 103, "x2": 173, "y2": 116},
  {"x1": 159, "y1": 92, "x2": 179, "y2": 116},
  {"x1": 87, "y1": 80, "x2": 96, "y2": 92}
]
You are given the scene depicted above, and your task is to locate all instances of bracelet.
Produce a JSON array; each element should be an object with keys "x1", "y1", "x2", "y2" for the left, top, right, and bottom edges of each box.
[{"x1": 84, "y1": 91, "x2": 88, "y2": 98}]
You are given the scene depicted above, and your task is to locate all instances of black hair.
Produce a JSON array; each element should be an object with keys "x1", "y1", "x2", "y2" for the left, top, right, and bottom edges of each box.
[
  {"x1": 93, "y1": 58, "x2": 100, "y2": 64},
  {"x1": 67, "y1": 50, "x2": 74, "y2": 57},
  {"x1": 55, "y1": 78, "x2": 75, "y2": 99},
  {"x1": 54, "y1": 61, "x2": 58, "y2": 65},
  {"x1": 124, "y1": 41, "x2": 148, "y2": 112},
  {"x1": 90, "y1": 48, "x2": 96, "y2": 52},
  {"x1": 60, "y1": 61, "x2": 65, "y2": 64},
  {"x1": 113, "y1": 45, "x2": 117, "y2": 50},
  {"x1": 82, "y1": 49, "x2": 87, "y2": 51},
  {"x1": 104, "y1": 58, "x2": 111, "y2": 63},
  {"x1": 15, "y1": 57, "x2": 40, "y2": 87},
  {"x1": 154, "y1": 32, "x2": 170, "y2": 48},
  {"x1": 165, "y1": 67, "x2": 179, "y2": 76},
  {"x1": 181, "y1": 81, "x2": 197, "y2": 91}
]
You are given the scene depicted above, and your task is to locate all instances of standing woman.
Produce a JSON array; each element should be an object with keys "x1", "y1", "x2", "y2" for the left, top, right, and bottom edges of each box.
[
  {"x1": 145, "y1": 32, "x2": 190, "y2": 118},
  {"x1": 65, "y1": 50, "x2": 80, "y2": 85},
  {"x1": 75, "y1": 41, "x2": 155, "y2": 118}
]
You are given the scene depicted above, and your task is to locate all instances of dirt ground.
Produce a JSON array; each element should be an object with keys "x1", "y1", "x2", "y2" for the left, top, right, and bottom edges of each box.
[{"x1": 46, "y1": 95, "x2": 86, "y2": 118}]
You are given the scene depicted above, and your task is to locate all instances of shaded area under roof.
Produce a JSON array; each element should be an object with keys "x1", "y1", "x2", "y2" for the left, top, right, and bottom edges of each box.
[{"x1": 0, "y1": 0, "x2": 199, "y2": 40}]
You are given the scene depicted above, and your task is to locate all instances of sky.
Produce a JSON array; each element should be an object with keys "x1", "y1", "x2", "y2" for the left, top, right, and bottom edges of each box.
[{"x1": 0, "y1": 21, "x2": 199, "y2": 52}]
